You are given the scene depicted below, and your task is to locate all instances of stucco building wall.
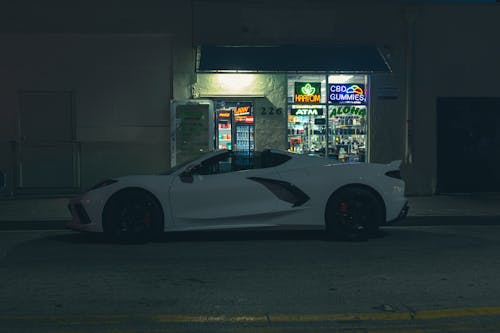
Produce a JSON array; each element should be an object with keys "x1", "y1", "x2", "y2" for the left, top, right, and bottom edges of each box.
[
  {"x1": 405, "y1": 4, "x2": 500, "y2": 194},
  {"x1": 0, "y1": 34, "x2": 173, "y2": 193}
]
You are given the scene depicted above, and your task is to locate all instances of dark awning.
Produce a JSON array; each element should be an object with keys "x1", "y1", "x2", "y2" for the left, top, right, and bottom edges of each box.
[{"x1": 197, "y1": 45, "x2": 390, "y2": 73}]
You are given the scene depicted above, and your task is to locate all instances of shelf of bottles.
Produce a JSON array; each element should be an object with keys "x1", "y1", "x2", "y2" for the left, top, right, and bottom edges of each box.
[
  {"x1": 288, "y1": 115, "x2": 327, "y2": 155},
  {"x1": 287, "y1": 113, "x2": 367, "y2": 161},
  {"x1": 330, "y1": 111, "x2": 367, "y2": 162},
  {"x1": 234, "y1": 125, "x2": 254, "y2": 153}
]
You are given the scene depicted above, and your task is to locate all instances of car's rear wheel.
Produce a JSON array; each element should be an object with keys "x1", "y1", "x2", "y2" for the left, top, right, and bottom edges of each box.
[
  {"x1": 102, "y1": 189, "x2": 163, "y2": 243},
  {"x1": 325, "y1": 186, "x2": 384, "y2": 241}
]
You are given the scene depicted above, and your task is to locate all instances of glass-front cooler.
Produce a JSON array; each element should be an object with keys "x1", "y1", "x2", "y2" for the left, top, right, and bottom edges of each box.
[
  {"x1": 234, "y1": 117, "x2": 254, "y2": 153},
  {"x1": 214, "y1": 100, "x2": 254, "y2": 155},
  {"x1": 216, "y1": 109, "x2": 232, "y2": 150}
]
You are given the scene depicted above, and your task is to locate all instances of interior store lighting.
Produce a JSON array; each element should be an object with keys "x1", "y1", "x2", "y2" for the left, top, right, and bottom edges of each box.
[
  {"x1": 329, "y1": 75, "x2": 353, "y2": 84},
  {"x1": 216, "y1": 74, "x2": 256, "y2": 91}
]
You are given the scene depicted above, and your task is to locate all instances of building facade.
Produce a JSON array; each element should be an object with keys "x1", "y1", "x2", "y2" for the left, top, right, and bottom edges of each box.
[{"x1": 0, "y1": 1, "x2": 499, "y2": 196}]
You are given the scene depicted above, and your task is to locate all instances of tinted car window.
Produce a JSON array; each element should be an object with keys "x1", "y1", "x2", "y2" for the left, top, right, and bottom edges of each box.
[
  {"x1": 195, "y1": 152, "x2": 232, "y2": 175},
  {"x1": 259, "y1": 151, "x2": 291, "y2": 168},
  {"x1": 190, "y1": 150, "x2": 291, "y2": 175}
]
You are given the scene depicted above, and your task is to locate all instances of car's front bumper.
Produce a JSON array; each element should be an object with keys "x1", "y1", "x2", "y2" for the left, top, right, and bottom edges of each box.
[
  {"x1": 388, "y1": 200, "x2": 409, "y2": 224},
  {"x1": 66, "y1": 194, "x2": 103, "y2": 233}
]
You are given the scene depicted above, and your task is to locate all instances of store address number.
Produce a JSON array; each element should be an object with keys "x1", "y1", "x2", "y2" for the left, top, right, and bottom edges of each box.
[{"x1": 260, "y1": 107, "x2": 283, "y2": 115}]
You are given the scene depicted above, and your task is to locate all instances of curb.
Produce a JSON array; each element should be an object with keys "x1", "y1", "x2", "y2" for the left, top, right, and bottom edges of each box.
[
  {"x1": 1, "y1": 216, "x2": 500, "y2": 231},
  {"x1": 0, "y1": 220, "x2": 69, "y2": 231},
  {"x1": 392, "y1": 215, "x2": 500, "y2": 226}
]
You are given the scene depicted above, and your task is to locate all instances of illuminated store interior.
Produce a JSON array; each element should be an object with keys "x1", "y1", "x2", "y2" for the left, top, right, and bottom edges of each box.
[
  {"x1": 287, "y1": 74, "x2": 369, "y2": 162},
  {"x1": 195, "y1": 72, "x2": 370, "y2": 162}
]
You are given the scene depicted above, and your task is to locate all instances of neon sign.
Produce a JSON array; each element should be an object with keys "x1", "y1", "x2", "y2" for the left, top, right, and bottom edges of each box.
[
  {"x1": 328, "y1": 84, "x2": 366, "y2": 105},
  {"x1": 330, "y1": 106, "x2": 366, "y2": 117},
  {"x1": 291, "y1": 108, "x2": 324, "y2": 116},
  {"x1": 234, "y1": 105, "x2": 251, "y2": 116},
  {"x1": 295, "y1": 82, "x2": 321, "y2": 103},
  {"x1": 218, "y1": 112, "x2": 231, "y2": 118},
  {"x1": 235, "y1": 115, "x2": 254, "y2": 123}
]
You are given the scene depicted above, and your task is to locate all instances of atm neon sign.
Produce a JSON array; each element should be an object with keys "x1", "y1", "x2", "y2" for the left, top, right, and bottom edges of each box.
[
  {"x1": 291, "y1": 108, "x2": 324, "y2": 116},
  {"x1": 294, "y1": 82, "x2": 321, "y2": 103}
]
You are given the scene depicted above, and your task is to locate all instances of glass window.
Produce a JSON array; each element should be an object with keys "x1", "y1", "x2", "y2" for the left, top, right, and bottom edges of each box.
[
  {"x1": 327, "y1": 74, "x2": 368, "y2": 163},
  {"x1": 192, "y1": 152, "x2": 233, "y2": 175},
  {"x1": 190, "y1": 150, "x2": 291, "y2": 175},
  {"x1": 286, "y1": 73, "x2": 369, "y2": 163}
]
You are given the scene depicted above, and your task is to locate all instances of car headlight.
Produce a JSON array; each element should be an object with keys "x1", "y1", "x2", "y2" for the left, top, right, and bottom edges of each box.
[{"x1": 88, "y1": 179, "x2": 118, "y2": 191}]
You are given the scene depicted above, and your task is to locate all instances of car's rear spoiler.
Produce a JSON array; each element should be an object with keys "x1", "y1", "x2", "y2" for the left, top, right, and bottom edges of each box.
[{"x1": 387, "y1": 160, "x2": 402, "y2": 170}]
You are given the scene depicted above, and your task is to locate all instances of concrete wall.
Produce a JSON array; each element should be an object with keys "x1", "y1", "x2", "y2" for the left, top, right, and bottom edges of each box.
[
  {"x1": 0, "y1": 34, "x2": 173, "y2": 194},
  {"x1": 405, "y1": 4, "x2": 500, "y2": 194}
]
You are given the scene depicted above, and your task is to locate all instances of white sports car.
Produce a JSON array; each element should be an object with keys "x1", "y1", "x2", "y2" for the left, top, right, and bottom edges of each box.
[{"x1": 68, "y1": 149, "x2": 408, "y2": 241}]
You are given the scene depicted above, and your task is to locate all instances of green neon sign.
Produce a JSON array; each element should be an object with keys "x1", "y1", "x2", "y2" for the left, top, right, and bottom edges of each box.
[
  {"x1": 329, "y1": 106, "x2": 366, "y2": 117},
  {"x1": 294, "y1": 82, "x2": 321, "y2": 103}
]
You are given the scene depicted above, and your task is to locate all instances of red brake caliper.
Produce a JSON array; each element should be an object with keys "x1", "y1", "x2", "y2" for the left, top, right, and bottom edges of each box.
[{"x1": 339, "y1": 202, "x2": 349, "y2": 213}]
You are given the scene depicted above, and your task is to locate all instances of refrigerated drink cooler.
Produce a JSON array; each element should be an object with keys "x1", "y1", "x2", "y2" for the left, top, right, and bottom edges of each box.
[
  {"x1": 234, "y1": 121, "x2": 254, "y2": 153},
  {"x1": 216, "y1": 109, "x2": 232, "y2": 150},
  {"x1": 215, "y1": 101, "x2": 255, "y2": 155}
]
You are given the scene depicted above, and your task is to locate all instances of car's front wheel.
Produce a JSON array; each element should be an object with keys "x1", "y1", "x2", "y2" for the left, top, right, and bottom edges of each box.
[
  {"x1": 325, "y1": 186, "x2": 384, "y2": 241},
  {"x1": 102, "y1": 189, "x2": 163, "y2": 243}
]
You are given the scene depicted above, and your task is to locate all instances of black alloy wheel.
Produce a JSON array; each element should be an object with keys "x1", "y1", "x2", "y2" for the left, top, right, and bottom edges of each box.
[
  {"x1": 325, "y1": 186, "x2": 384, "y2": 241},
  {"x1": 103, "y1": 189, "x2": 163, "y2": 243}
]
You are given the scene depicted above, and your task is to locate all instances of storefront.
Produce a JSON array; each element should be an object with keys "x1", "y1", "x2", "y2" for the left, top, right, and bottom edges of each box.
[
  {"x1": 287, "y1": 74, "x2": 368, "y2": 162},
  {"x1": 171, "y1": 45, "x2": 389, "y2": 166}
]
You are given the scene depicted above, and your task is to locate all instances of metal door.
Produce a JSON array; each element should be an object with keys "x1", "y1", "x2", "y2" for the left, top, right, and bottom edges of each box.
[{"x1": 437, "y1": 98, "x2": 500, "y2": 193}]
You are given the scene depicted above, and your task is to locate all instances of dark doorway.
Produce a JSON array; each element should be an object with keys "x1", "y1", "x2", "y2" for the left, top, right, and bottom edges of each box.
[{"x1": 437, "y1": 98, "x2": 500, "y2": 193}]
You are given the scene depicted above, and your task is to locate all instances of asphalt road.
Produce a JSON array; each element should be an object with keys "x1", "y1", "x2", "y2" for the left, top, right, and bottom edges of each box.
[{"x1": 2, "y1": 222, "x2": 500, "y2": 332}]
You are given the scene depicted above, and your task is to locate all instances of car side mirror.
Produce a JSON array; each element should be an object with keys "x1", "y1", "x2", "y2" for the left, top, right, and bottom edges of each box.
[
  {"x1": 180, "y1": 171, "x2": 194, "y2": 183},
  {"x1": 180, "y1": 164, "x2": 203, "y2": 183}
]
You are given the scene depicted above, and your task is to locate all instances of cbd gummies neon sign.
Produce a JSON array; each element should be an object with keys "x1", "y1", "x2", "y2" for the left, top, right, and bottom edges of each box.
[{"x1": 328, "y1": 84, "x2": 366, "y2": 105}]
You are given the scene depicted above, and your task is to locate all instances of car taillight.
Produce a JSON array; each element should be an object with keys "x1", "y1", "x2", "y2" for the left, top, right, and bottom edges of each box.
[
  {"x1": 385, "y1": 170, "x2": 401, "y2": 179},
  {"x1": 89, "y1": 179, "x2": 117, "y2": 191}
]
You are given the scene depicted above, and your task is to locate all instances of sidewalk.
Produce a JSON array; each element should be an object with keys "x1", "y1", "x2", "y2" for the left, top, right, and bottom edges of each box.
[
  {"x1": 0, "y1": 194, "x2": 499, "y2": 230},
  {"x1": 407, "y1": 193, "x2": 500, "y2": 217},
  {"x1": 0, "y1": 197, "x2": 71, "y2": 229}
]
